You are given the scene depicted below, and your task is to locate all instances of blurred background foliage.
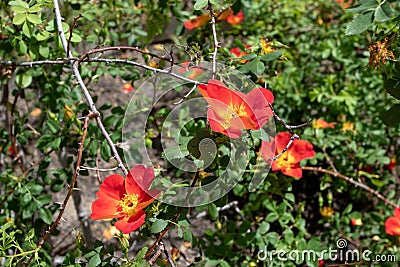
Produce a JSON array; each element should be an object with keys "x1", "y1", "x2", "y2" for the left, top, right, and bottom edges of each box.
[{"x1": 0, "y1": 0, "x2": 399, "y2": 266}]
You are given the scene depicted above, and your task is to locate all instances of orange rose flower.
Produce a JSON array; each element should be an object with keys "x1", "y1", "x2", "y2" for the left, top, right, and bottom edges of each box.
[
  {"x1": 261, "y1": 132, "x2": 316, "y2": 178},
  {"x1": 313, "y1": 119, "x2": 336, "y2": 129},
  {"x1": 385, "y1": 207, "x2": 400, "y2": 236},
  {"x1": 179, "y1": 62, "x2": 205, "y2": 79},
  {"x1": 198, "y1": 79, "x2": 274, "y2": 138},
  {"x1": 225, "y1": 11, "x2": 244, "y2": 25},
  {"x1": 230, "y1": 45, "x2": 251, "y2": 63},
  {"x1": 90, "y1": 165, "x2": 162, "y2": 234},
  {"x1": 351, "y1": 218, "x2": 363, "y2": 226},
  {"x1": 184, "y1": 14, "x2": 211, "y2": 30}
]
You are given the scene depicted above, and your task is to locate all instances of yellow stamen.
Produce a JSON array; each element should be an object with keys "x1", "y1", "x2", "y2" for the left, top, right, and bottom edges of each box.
[
  {"x1": 118, "y1": 194, "x2": 139, "y2": 217},
  {"x1": 219, "y1": 102, "x2": 248, "y2": 128}
]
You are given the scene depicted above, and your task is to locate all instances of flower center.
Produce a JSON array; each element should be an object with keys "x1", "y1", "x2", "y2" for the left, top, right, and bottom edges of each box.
[
  {"x1": 118, "y1": 194, "x2": 139, "y2": 217},
  {"x1": 275, "y1": 151, "x2": 295, "y2": 168},
  {"x1": 219, "y1": 103, "x2": 248, "y2": 128}
]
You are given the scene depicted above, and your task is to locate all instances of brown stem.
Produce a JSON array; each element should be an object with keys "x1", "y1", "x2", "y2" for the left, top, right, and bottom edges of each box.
[
  {"x1": 24, "y1": 112, "x2": 99, "y2": 266},
  {"x1": 78, "y1": 46, "x2": 173, "y2": 63},
  {"x1": 66, "y1": 14, "x2": 83, "y2": 56},
  {"x1": 144, "y1": 171, "x2": 199, "y2": 259},
  {"x1": 302, "y1": 166, "x2": 397, "y2": 208}
]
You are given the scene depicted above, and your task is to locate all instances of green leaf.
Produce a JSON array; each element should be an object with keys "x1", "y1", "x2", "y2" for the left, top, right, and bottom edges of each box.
[
  {"x1": 28, "y1": 4, "x2": 42, "y2": 13},
  {"x1": 13, "y1": 13, "x2": 27, "y2": 25},
  {"x1": 194, "y1": 0, "x2": 208, "y2": 10},
  {"x1": 208, "y1": 203, "x2": 218, "y2": 220},
  {"x1": 22, "y1": 21, "x2": 32, "y2": 37},
  {"x1": 265, "y1": 212, "x2": 279, "y2": 222},
  {"x1": 39, "y1": 46, "x2": 50, "y2": 58},
  {"x1": 36, "y1": 31, "x2": 50, "y2": 41},
  {"x1": 88, "y1": 254, "x2": 101, "y2": 267},
  {"x1": 36, "y1": 194, "x2": 52, "y2": 207},
  {"x1": 16, "y1": 73, "x2": 32, "y2": 88},
  {"x1": 36, "y1": 134, "x2": 53, "y2": 150},
  {"x1": 11, "y1": 5, "x2": 28, "y2": 13},
  {"x1": 346, "y1": 0, "x2": 377, "y2": 13},
  {"x1": 46, "y1": 119, "x2": 60, "y2": 134},
  {"x1": 374, "y1": 3, "x2": 392, "y2": 22},
  {"x1": 21, "y1": 192, "x2": 32, "y2": 206},
  {"x1": 163, "y1": 145, "x2": 189, "y2": 160},
  {"x1": 9, "y1": 0, "x2": 29, "y2": 8},
  {"x1": 260, "y1": 51, "x2": 283, "y2": 62},
  {"x1": 51, "y1": 137, "x2": 62, "y2": 150},
  {"x1": 26, "y1": 14, "x2": 41, "y2": 24},
  {"x1": 381, "y1": 104, "x2": 400, "y2": 127},
  {"x1": 136, "y1": 247, "x2": 149, "y2": 260},
  {"x1": 100, "y1": 141, "x2": 111, "y2": 161},
  {"x1": 183, "y1": 229, "x2": 193, "y2": 242},
  {"x1": 240, "y1": 59, "x2": 265, "y2": 75},
  {"x1": 27, "y1": 183, "x2": 43, "y2": 195},
  {"x1": 257, "y1": 221, "x2": 270, "y2": 235},
  {"x1": 18, "y1": 40, "x2": 27, "y2": 54},
  {"x1": 345, "y1": 11, "x2": 374, "y2": 35},
  {"x1": 384, "y1": 78, "x2": 400, "y2": 100},
  {"x1": 39, "y1": 208, "x2": 52, "y2": 224},
  {"x1": 151, "y1": 219, "x2": 168, "y2": 233}
]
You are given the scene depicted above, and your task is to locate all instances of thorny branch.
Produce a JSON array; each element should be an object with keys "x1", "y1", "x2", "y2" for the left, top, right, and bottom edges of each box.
[
  {"x1": 24, "y1": 112, "x2": 99, "y2": 266},
  {"x1": 66, "y1": 14, "x2": 83, "y2": 56},
  {"x1": 52, "y1": 0, "x2": 128, "y2": 176},
  {"x1": 208, "y1": 1, "x2": 220, "y2": 79}
]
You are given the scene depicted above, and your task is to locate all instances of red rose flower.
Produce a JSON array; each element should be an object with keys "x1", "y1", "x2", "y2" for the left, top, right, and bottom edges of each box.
[
  {"x1": 225, "y1": 11, "x2": 244, "y2": 25},
  {"x1": 198, "y1": 79, "x2": 274, "y2": 138},
  {"x1": 261, "y1": 132, "x2": 316, "y2": 178},
  {"x1": 184, "y1": 14, "x2": 211, "y2": 30},
  {"x1": 90, "y1": 165, "x2": 162, "y2": 234},
  {"x1": 385, "y1": 207, "x2": 400, "y2": 236}
]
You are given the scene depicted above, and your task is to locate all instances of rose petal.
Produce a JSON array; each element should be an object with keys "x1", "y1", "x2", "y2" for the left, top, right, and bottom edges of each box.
[
  {"x1": 90, "y1": 198, "x2": 121, "y2": 220},
  {"x1": 114, "y1": 210, "x2": 146, "y2": 234}
]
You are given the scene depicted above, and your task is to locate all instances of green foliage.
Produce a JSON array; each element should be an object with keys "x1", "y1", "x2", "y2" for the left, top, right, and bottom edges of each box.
[{"x1": 0, "y1": 0, "x2": 399, "y2": 266}]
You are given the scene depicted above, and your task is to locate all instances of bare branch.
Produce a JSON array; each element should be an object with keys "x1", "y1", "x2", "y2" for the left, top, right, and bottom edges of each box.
[
  {"x1": 302, "y1": 166, "x2": 397, "y2": 208},
  {"x1": 52, "y1": 0, "x2": 128, "y2": 176},
  {"x1": 78, "y1": 45, "x2": 173, "y2": 63},
  {"x1": 24, "y1": 112, "x2": 98, "y2": 266},
  {"x1": 66, "y1": 14, "x2": 83, "y2": 56},
  {"x1": 208, "y1": 1, "x2": 219, "y2": 79},
  {"x1": 268, "y1": 103, "x2": 312, "y2": 133}
]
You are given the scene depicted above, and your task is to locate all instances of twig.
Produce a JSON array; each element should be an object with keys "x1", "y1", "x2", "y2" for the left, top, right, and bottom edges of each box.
[
  {"x1": 52, "y1": 0, "x2": 128, "y2": 176},
  {"x1": 268, "y1": 103, "x2": 312, "y2": 134},
  {"x1": 24, "y1": 112, "x2": 99, "y2": 266},
  {"x1": 208, "y1": 1, "x2": 219, "y2": 79},
  {"x1": 78, "y1": 46, "x2": 173, "y2": 63},
  {"x1": 195, "y1": 200, "x2": 240, "y2": 219},
  {"x1": 322, "y1": 147, "x2": 338, "y2": 173},
  {"x1": 174, "y1": 84, "x2": 197, "y2": 104},
  {"x1": 148, "y1": 243, "x2": 162, "y2": 265},
  {"x1": 163, "y1": 242, "x2": 176, "y2": 267},
  {"x1": 268, "y1": 133, "x2": 299, "y2": 161},
  {"x1": 302, "y1": 166, "x2": 397, "y2": 208},
  {"x1": 144, "y1": 171, "x2": 200, "y2": 259},
  {"x1": 85, "y1": 58, "x2": 201, "y2": 86},
  {"x1": 66, "y1": 14, "x2": 83, "y2": 56},
  {"x1": 0, "y1": 58, "x2": 201, "y2": 87},
  {"x1": 80, "y1": 166, "x2": 119, "y2": 172}
]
